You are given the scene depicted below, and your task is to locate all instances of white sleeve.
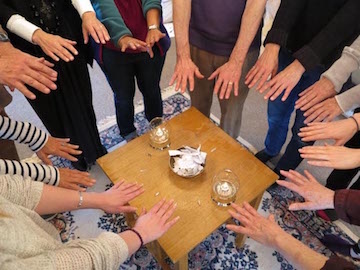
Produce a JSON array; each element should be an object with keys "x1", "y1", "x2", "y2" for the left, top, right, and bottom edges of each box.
[
  {"x1": 71, "y1": 0, "x2": 95, "y2": 17},
  {"x1": 6, "y1": 14, "x2": 40, "y2": 44}
]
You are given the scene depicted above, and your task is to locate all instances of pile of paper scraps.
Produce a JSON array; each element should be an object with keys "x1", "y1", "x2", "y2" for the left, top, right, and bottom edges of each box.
[{"x1": 169, "y1": 145, "x2": 207, "y2": 177}]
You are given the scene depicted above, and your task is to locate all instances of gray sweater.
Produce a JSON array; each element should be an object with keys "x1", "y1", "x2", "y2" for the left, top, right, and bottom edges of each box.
[
  {"x1": 322, "y1": 35, "x2": 360, "y2": 113},
  {"x1": 0, "y1": 175, "x2": 129, "y2": 269}
]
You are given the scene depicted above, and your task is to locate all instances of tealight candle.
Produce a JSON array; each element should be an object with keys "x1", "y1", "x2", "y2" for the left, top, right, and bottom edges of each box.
[
  {"x1": 211, "y1": 169, "x2": 239, "y2": 207},
  {"x1": 149, "y1": 117, "x2": 170, "y2": 150}
]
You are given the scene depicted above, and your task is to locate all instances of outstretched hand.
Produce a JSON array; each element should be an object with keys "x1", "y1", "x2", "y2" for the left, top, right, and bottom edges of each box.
[
  {"x1": 133, "y1": 198, "x2": 180, "y2": 244},
  {"x1": 226, "y1": 201, "x2": 284, "y2": 248},
  {"x1": 36, "y1": 137, "x2": 82, "y2": 165},
  {"x1": 100, "y1": 180, "x2": 145, "y2": 214},
  {"x1": 59, "y1": 168, "x2": 96, "y2": 191},
  {"x1": 169, "y1": 56, "x2": 204, "y2": 93},
  {"x1": 278, "y1": 170, "x2": 335, "y2": 211},
  {"x1": 303, "y1": 97, "x2": 342, "y2": 124},
  {"x1": 82, "y1": 11, "x2": 110, "y2": 44},
  {"x1": 208, "y1": 60, "x2": 242, "y2": 99}
]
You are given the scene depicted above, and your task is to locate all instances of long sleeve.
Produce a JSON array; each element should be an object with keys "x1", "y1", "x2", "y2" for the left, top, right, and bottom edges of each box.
[
  {"x1": 0, "y1": 0, "x2": 17, "y2": 28},
  {"x1": 6, "y1": 14, "x2": 40, "y2": 44},
  {"x1": 0, "y1": 159, "x2": 59, "y2": 186},
  {"x1": 264, "y1": 0, "x2": 306, "y2": 48},
  {"x1": 335, "y1": 84, "x2": 360, "y2": 113},
  {"x1": 0, "y1": 174, "x2": 43, "y2": 209},
  {"x1": 71, "y1": 0, "x2": 95, "y2": 17},
  {"x1": 0, "y1": 232, "x2": 129, "y2": 270},
  {"x1": 321, "y1": 254, "x2": 356, "y2": 270},
  {"x1": 91, "y1": 0, "x2": 132, "y2": 46},
  {"x1": 141, "y1": 0, "x2": 162, "y2": 18},
  {"x1": 0, "y1": 115, "x2": 48, "y2": 152},
  {"x1": 334, "y1": 189, "x2": 360, "y2": 225},
  {"x1": 322, "y1": 35, "x2": 360, "y2": 92},
  {"x1": 293, "y1": 0, "x2": 360, "y2": 70}
]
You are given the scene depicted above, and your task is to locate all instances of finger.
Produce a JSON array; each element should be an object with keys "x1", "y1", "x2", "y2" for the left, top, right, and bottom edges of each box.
[
  {"x1": 119, "y1": 206, "x2": 138, "y2": 213},
  {"x1": 276, "y1": 179, "x2": 301, "y2": 194},
  {"x1": 129, "y1": 42, "x2": 137, "y2": 50},
  {"x1": 169, "y1": 73, "x2": 178, "y2": 87},
  {"x1": 243, "y1": 201, "x2": 259, "y2": 216},
  {"x1": 298, "y1": 93, "x2": 317, "y2": 111},
  {"x1": 303, "y1": 170, "x2": 317, "y2": 183},
  {"x1": 245, "y1": 65, "x2": 257, "y2": 82},
  {"x1": 226, "y1": 224, "x2": 249, "y2": 235},
  {"x1": 208, "y1": 69, "x2": 219, "y2": 81},
  {"x1": 157, "y1": 199, "x2": 174, "y2": 217},
  {"x1": 249, "y1": 69, "x2": 265, "y2": 89},
  {"x1": 307, "y1": 160, "x2": 332, "y2": 168},
  {"x1": 269, "y1": 83, "x2": 287, "y2": 101},
  {"x1": 150, "y1": 198, "x2": 166, "y2": 214},
  {"x1": 39, "y1": 153, "x2": 53, "y2": 165},
  {"x1": 59, "y1": 145, "x2": 82, "y2": 155},
  {"x1": 188, "y1": 72, "x2": 195, "y2": 91},
  {"x1": 194, "y1": 68, "x2": 204, "y2": 79},
  {"x1": 164, "y1": 216, "x2": 180, "y2": 230},
  {"x1": 257, "y1": 71, "x2": 272, "y2": 91},
  {"x1": 219, "y1": 80, "x2": 228, "y2": 100},
  {"x1": 289, "y1": 202, "x2": 317, "y2": 211},
  {"x1": 264, "y1": 83, "x2": 281, "y2": 100},
  {"x1": 223, "y1": 82, "x2": 234, "y2": 100},
  {"x1": 281, "y1": 85, "x2": 294, "y2": 102},
  {"x1": 126, "y1": 188, "x2": 145, "y2": 201},
  {"x1": 53, "y1": 47, "x2": 71, "y2": 62},
  {"x1": 113, "y1": 180, "x2": 124, "y2": 189},
  {"x1": 30, "y1": 58, "x2": 58, "y2": 78},
  {"x1": 124, "y1": 184, "x2": 144, "y2": 195},
  {"x1": 58, "y1": 150, "x2": 79, "y2": 162},
  {"x1": 83, "y1": 27, "x2": 89, "y2": 44},
  {"x1": 229, "y1": 209, "x2": 251, "y2": 226},
  {"x1": 101, "y1": 25, "x2": 110, "y2": 41},
  {"x1": 10, "y1": 79, "x2": 35, "y2": 99},
  {"x1": 44, "y1": 49, "x2": 60, "y2": 62},
  {"x1": 62, "y1": 41, "x2": 78, "y2": 57},
  {"x1": 162, "y1": 201, "x2": 177, "y2": 222},
  {"x1": 232, "y1": 81, "x2": 239, "y2": 98},
  {"x1": 180, "y1": 74, "x2": 188, "y2": 93},
  {"x1": 19, "y1": 74, "x2": 51, "y2": 95},
  {"x1": 147, "y1": 46, "x2": 154, "y2": 58},
  {"x1": 213, "y1": 77, "x2": 223, "y2": 96}
]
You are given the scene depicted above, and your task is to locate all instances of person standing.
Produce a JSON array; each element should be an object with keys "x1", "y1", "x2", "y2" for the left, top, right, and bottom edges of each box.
[
  {"x1": 170, "y1": 0, "x2": 266, "y2": 138},
  {"x1": 0, "y1": 0, "x2": 110, "y2": 171},
  {"x1": 91, "y1": 0, "x2": 170, "y2": 141}
]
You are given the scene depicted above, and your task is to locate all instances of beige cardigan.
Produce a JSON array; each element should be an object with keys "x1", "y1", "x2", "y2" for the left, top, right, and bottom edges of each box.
[{"x1": 0, "y1": 175, "x2": 129, "y2": 269}]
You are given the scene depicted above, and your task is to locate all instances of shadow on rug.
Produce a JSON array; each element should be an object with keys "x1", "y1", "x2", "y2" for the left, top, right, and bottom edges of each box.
[{"x1": 50, "y1": 91, "x2": 354, "y2": 270}]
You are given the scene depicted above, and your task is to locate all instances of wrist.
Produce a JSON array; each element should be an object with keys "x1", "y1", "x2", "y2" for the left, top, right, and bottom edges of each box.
[
  {"x1": 293, "y1": 59, "x2": 305, "y2": 74},
  {"x1": 325, "y1": 190, "x2": 335, "y2": 209},
  {"x1": 82, "y1": 11, "x2": 95, "y2": 19},
  {"x1": 0, "y1": 41, "x2": 14, "y2": 56},
  {"x1": 82, "y1": 192, "x2": 103, "y2": 209},
  {"x1": 265, "y1": 43, "x2": 280, "y2": 54},
  {"x1": 32, "y1": 29, "x2": 43, "y2": 44}
]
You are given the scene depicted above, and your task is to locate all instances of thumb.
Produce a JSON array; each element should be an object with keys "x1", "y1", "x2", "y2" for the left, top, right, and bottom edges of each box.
[
  {"x1": 195, "y1": 68, "x2": 204, "y2": 79},
  {"x1": 147, "y1": 46, "x2": 154, "y2": 58},
  {"x1": 38, "y1": 152, "x2": 53, "y2": 165},
  {"x1": 208, "y1": 69, "x2": 219, "y2": 80},
  {"x1": 120, "y1": 206, "x2": 138, "y2": 213}
]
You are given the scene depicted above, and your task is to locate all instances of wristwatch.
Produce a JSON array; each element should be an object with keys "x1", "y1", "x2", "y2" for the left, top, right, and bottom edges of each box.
[
  {"x1": 148, "y1": 24, "x2": 159, "y2": 30},
  {"x1": 0, "y1": 32, "x2": 10, "y2": 42}
]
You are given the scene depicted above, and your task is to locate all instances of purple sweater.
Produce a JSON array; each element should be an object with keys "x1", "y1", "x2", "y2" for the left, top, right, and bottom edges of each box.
[{"x1": 189, "y1": 0, "x2": 261, "y2": 57}]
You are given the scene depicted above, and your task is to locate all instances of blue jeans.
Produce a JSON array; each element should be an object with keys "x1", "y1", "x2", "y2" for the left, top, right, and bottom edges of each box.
[
  {"x1": 102, "y1": 46, "x2": 165, "y2": 136},
  {"x1": 264, "y1": 50, "x2": 324, "y2": 172}
]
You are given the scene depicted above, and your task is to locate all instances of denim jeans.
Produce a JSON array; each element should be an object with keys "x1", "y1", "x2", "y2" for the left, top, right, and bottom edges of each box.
[
  {"x1": 264, "y1": 50, "x2": 324, "y2": 172},
  {"x1": 102, "y1": 46, "x2": 165, "y2": 136}
]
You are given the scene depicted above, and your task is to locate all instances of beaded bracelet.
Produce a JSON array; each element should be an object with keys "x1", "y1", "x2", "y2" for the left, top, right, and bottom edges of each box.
[
  {"x1": 127, "y1": 228, "x2": 144, "y2": 250},
  {"x1": 77, "y1": 191, "x2": 83, "y2": 208},
  {"x1": 350, "y1": 116, "x2": 360, "y2": 132}
]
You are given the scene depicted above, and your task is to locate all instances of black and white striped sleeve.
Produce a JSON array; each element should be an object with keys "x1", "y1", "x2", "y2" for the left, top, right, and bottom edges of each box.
[
  {"x1": 0, "y1": 115, "x2": 48, "y2": 152},
  {"x1": 0, "y1": 159, "x2": 59, "y2": 186}
]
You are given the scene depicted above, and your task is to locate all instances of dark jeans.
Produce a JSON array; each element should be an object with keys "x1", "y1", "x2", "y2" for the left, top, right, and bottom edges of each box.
[
  {"x1": 102, "y1": 46, "x2": 165, "y2": 136},
  {"x1": 264, "y1": 50, "x2": 324, "y2": 172}
]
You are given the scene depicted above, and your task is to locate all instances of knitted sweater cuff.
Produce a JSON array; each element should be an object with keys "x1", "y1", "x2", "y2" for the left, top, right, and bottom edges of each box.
[
  {"x1": 293, "y1": 45, "x2": 321, "y2": 71},
  {"x1": 264, "y1": 29, "x2": 288, "y2": 48}
]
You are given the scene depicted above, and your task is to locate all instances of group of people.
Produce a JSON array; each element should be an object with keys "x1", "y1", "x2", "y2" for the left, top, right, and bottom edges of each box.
[{"x1": 0, "y1": 0, "x2": 360, "y2": 269}]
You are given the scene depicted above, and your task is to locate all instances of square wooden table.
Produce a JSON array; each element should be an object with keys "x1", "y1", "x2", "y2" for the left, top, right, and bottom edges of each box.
[{"x1": 97, "y1": 107, "x2": 278, "y2": 270}]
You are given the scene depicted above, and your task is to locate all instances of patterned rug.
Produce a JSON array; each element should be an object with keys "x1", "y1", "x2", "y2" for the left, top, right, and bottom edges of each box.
[{"x1": 49, "y1": 87, "x2": 355, "y2": 270}]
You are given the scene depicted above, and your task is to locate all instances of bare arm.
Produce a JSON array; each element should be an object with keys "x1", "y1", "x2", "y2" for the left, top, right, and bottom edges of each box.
[
  {"x1": 209, "y1": 0, "x2": 267, "y2": 99},
  {"x1": 170, "y1": 0, "x2": 204, "y2": 92}
]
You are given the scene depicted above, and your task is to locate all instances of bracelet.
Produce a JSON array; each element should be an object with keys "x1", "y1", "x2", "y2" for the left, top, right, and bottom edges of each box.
[
  {"x1": 127, "y1": 228, "x2": 144, "y2": 250},
  {"x1": 350, "y1": 116, "x2": 360, "y2": 132},
  {"x1": 77, "y1": 191, "x2": 83, "y2": 208}
]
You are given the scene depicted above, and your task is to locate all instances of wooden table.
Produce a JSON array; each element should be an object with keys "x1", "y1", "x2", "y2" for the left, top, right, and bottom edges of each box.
[{"x1": 97, "y1": 107, "x2": 278, "y2": 270}]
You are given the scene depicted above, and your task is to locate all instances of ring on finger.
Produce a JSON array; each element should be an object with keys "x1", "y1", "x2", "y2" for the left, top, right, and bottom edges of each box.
[{"x1": 228, "y1": 81, "x2": 234, "y2": 85}]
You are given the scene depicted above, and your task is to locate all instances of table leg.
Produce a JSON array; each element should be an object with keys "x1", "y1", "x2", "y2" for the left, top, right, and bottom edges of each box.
[
  {"x1": 235, "y1": 191, "x2": 265, "y2": 248},
  {"x1": 174, "y1": 254, "x2": 188, "y2": 270},
  {"x1": 146, "y1": 241, "x2": 172, "y2": 270}
]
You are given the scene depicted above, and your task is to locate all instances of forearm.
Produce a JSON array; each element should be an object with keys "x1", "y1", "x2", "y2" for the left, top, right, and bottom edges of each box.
[
  {"x1": 35, "y1": 184, "x2": 105, "y2": 215},
  {"x1": 0, "y1": 115, "x2": 48, "y2": 152},
  {"x1": 0, "y1": 159, "x2": 59, "y2": 186},
  {"x1": 173, "y1": 0, "x2": 191, "y2": 58},
  {"x1": 273, "y1": 232, "x2": 328, "y2": 270},
  {"x1": 335, "y1": 84, "x2": 360, "y2": 113},
  {"x1": 146, "y1": 8, "x2": 160, "y2": 28},
  {"x1": 229, "y1": 0, "x2": 266, "y2": 65}
]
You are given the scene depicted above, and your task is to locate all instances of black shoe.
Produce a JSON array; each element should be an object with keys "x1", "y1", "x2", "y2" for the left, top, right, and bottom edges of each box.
[{"x1": 255, "y1": 149, "x2": 275, "y2": 163}]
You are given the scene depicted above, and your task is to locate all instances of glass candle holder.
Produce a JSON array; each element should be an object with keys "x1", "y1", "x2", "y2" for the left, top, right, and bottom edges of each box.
[
  {"x1": 149, "y1": 117, "x2": 170, "y2": 150},
  {"x1": 211, "y1": 169, "x2": 239, "y2": 207}
]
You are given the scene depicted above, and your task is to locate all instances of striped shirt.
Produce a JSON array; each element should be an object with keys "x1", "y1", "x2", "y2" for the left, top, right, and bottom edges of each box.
[{"x1": 0, "y1": 115, "x2": 60, "y2": 186}]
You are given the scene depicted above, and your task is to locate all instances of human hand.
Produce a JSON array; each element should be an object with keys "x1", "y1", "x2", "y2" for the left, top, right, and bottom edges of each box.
[
  {"x1": 245, "y1": 43, "x2": 279, "y2": 90},
  {"x1": 32, "y1": 29, "x2": 78, "y2": 62},
  {"x1": 226, "y1": 202, "x2": 284, "y2": 248},
  {"x1": 133, "y1": 199, "x2": 180, "y2": 244},
  {"x1": 169, "y1": 56, "x2": 204, "y2": 93},
  {"x1": 298, "y1": 118, "x2": 358, "y2": 146},
  {"x1": 208, "y1": 59, "x2": 242, "y2": 99},
  {"x1": 145, "y1": 29, "x2": 166, "y2": 58},
  {"x1": 58, "y1": 168, "x2": 96, "y2": 191},
  {"x1": 36, "y1": 137, "x2": 82, "y2": 165},
  {"x1": 295, "y1": 77, "x2": 336, "y2": 111},
  {"x1": 278, "y1": 170, "x2": 335, "y2": 211},
  {"x1": 100, "y1": 180, "x2": 145, "y2": 213},
  {"x1": 303, "y1": 97, "x2": 342, "y2": 124},
  {"x1": 82, "y1": 11, "x2": 110, "y2": 44},
  {"x1": 118, "y1": 35, "x2": 148, "y2": 53},
  {"x1": 260, "y1": 59, "x2": 305, "y2": 101},
  {"x1": 299, "y1": 145, "x2": 360, "y2": 169},
  {"x1": 0, "y1": 42, "x2": 57, "y2": 99}
]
